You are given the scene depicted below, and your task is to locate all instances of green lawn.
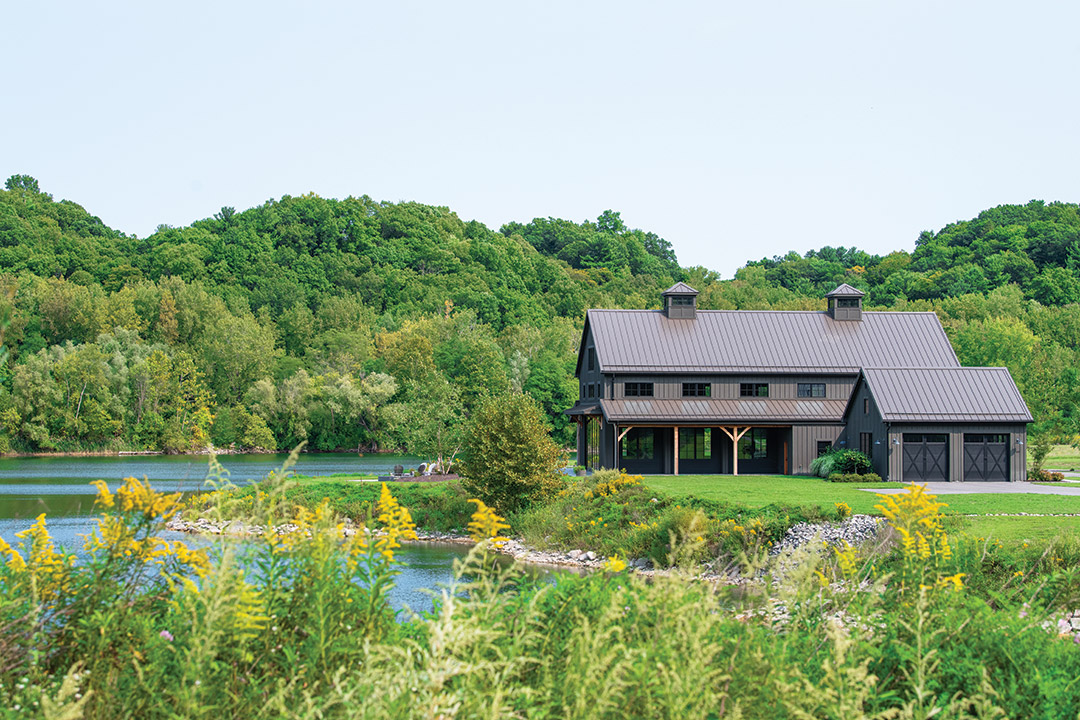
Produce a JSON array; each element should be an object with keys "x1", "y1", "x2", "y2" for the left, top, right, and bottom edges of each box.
[
  {"x1": 642, "y1": 474, "x2": 1080, "y2": 517},
  {"x1": 1034, "y1": 444, "x2": 1080, "y2": 471},
  {"x1": 950, "y1": 515, "x2": 1080, "y2": 544}
]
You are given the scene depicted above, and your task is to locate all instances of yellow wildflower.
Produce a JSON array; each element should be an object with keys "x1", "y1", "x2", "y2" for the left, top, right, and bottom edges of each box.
[{"x1": 467, "y1": 498, "x2": 511, "y2": 549}]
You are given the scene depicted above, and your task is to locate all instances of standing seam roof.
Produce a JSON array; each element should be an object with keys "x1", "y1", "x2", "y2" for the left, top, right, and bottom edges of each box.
[
  {"x1": 588, "y1": 310, "x2": 959, "y2": 373},
  {"x1": 861, "y1": 367, "x2": 1033, "y2": 422}
]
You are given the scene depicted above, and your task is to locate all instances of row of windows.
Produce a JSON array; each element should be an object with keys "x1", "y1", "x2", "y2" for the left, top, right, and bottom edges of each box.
[
  {"x1": 620, "y1": 428, "x2": 772, "y2": 462},
  {"x1": 585, "y1": 381, "x2": 832, "y2": 399}
]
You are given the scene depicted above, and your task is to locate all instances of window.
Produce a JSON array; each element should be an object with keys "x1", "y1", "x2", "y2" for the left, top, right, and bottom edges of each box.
[
  {"x1": 740, "y1": 383, "x2": 769, "y2": 398},
  {"x1": 678, "y1": 428, "x2": 712, "y2": 460},
  {"x1": 738, "y1": 428, "x2": 769, "y2": 459},
  {"x1": 964, "y1": 434, "x2": 1008, "y2": 444},
  {"x1": 903, "y1": 433, "x2": 948, "y2": 443},
  {"x1": 625, "y1": 382, "x2": 654, "y2": 397},
  {"x1": 587, "y1": 348, "x2": 596, "y2": 371},
  {"x1": 860, "y1": 432, "x2": 872, "y2": 460},
  {"x1": 587, "y1": 384, "x2": 594, "y2": 398},
  {"x1": 837, "y1": 298, "x2": 860, "y2": 308},
  {"x1": 621, "y1": 428, "x2": 654, "y2": 460},
  {"x1": 585, "y1": 417, "x2": 601, "y2": 469},
  {"x1": 863, "y1": 398, "x2": 870, "y2": 414},
  {"x1": 682, "y1": 382, "x2": 711, "y2": 397},
  {"x1": 817, "y1": 441, "x2": 832, "y2": 457},
  {"x1": 798, "y1": 383, "x2": 826, "y2": 398},
  {"x1": 671, "y1": 296, "x2": 694, "y2": 306},
  {"x1": 596, "y1": 383, "x2": 603, "y2": 399}
]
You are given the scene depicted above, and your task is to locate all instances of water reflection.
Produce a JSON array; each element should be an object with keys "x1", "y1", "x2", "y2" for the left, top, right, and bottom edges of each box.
[{"x1": 0, "y1": 454, "x2": 566, "y2": 615}]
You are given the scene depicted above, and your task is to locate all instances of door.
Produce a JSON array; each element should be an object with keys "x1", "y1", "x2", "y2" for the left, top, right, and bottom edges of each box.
[
  {"x1": 902, "y1": 434, "x2": 948, "y2": 482},
  {"x1": 963, "y1": 434, "x2": 1009, "y2": 482},
  {"x1": 620, "y1": 428, "x2": 663, "y2": 474}
]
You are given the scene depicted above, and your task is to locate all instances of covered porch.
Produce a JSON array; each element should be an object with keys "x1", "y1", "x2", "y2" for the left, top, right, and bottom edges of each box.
[{"x1": 615, "y1": 424, "x2": 792, "y2": 476}]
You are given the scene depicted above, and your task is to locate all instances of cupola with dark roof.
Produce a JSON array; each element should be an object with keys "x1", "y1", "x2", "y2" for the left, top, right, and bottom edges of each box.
[
  {"x1": 825, "y1": 283, "x2": 866, "y2": 321},
  {"x1": 662, "y1": 282, "x2": 699, "y2": 319}
]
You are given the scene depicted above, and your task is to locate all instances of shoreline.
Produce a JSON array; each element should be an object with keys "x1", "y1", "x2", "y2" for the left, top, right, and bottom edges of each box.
[
  {"x1": 0, "y1": 448, "x2": 415, "y2": 459},
  {"x1": 165, "y1": 516, "x2": 656, "y2": 574}
]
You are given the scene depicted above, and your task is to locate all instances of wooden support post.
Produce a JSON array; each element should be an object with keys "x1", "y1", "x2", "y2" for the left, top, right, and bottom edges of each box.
[
  {"x1": 673, "y1": 426, "x2": 679, "y2": 475},
  {"x1": 719, "y1": 426, "x2": 752, "y2": 476}
]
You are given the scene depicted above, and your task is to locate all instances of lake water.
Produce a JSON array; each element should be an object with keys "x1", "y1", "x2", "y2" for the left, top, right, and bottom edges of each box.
[{"x1": 0, "y1": 453, "x2": 559, "y2": 614}]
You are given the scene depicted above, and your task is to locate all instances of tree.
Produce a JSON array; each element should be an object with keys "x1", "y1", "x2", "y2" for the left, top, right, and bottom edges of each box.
[
  {"x1": 4, "y1": 175, "x2": 41, "y2": 194},
  {"x1": 459, "y1": 392, "x2": 565, "y2": 513},
  {"x1": 385, "y1": 372, "x2": 464, "y2": 473}
]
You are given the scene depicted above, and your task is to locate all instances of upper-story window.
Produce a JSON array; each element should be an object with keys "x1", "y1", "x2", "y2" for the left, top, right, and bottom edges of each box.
[
  {"x1": 625, "y1": 382, "x2": 654, "y2": 397},
  {"x1": 682, "y1": 382, "x2": 711, "y2": 397},
  {"x1": 740, "y1": 383, "x2": 769, "y2": 398},
  {"x1": 837, "y1": 298, "x2": 860, "y2": 308},
  {"x1": 797, "y1": 383, "x2": 826, "y2": 398},
  {"x1": 671, "y1": 296, "x2": 694, "y2": 306},
  {"x1": 587, "y1": 348, "x2": 596, "y2": 371},
  {"x1": 587, "y1": 384, "x2": 595, "y2": 398}
]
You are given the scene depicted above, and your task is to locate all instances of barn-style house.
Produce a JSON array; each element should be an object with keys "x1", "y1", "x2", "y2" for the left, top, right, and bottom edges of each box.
[{"x1": 565, "y1": 283, "x2": 1032, "y2": 482}]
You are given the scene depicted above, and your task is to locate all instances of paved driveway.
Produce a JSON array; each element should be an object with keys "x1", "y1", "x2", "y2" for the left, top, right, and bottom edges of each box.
[{"x1": 867, "y1": 482, "x2": 1080, "y2": 496}]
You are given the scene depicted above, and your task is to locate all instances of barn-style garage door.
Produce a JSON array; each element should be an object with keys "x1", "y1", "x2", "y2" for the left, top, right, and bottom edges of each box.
[
  {"x1": 902, "y1": 434, "x2": 949, "y2": 482},
  {"x1": 963, "y1": 434, "x2": 1009, "y2": 482}
]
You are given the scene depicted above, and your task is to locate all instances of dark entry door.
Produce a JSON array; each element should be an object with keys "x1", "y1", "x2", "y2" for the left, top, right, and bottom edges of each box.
[
  {"x1": 902, "y1": 434, "x2": 948, "y2": 482},
  {"x1": 963, "y1": 434, "x2": 1009, "y2": 482}
]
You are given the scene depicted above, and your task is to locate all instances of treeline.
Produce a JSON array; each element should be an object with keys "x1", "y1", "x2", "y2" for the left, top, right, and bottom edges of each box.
[
  {"x1": 1, "y1": 173, "x2": 1079, "y2": 456},
  {"x1": 0, "y1": 175, "x2": 675, "y2": 453}
]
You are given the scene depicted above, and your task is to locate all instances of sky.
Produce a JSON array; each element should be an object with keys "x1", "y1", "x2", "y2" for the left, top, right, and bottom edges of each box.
[{"x1": 5, "y1": 0, "x2": 1080, "y2": 278}]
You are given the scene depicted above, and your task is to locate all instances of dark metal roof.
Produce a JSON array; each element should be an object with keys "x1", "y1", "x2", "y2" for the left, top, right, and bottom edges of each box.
[
  {"x1": 825, "y1": 283, "x2": 866, "y2": 298},
  {"x1": 662, "y1": 282, "x2": 699, "y2": 295},
  {"x1": 586, "y1": 310, "x2": 959, "y2": 374},
  {"x1": 860, "y1": 367, "x2": 1033, "y2": 423},
  {"x1": 599, "y1": 398, "x2": 849, "y2": 423},
  {"x1": 564, "y1": 401, "x2": 602, "y2": 417}
]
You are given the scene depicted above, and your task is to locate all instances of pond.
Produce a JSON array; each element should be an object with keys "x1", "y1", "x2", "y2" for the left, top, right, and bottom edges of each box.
[{"x1": 0, "y1": 453, "x2": 561, "y2": 614}]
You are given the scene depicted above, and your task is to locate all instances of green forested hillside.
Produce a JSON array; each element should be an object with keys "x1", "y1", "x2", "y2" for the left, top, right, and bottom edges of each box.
[{"x1": 0, "y1": 173, "x2": 1078, "y2": 456}]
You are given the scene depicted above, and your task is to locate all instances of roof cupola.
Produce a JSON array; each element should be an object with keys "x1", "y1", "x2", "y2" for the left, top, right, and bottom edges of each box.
[
  {"x1": 662, "y1": 282, "x2": 699, "y2": 319},
  {"x1": 826, "y1": 283, "x2": 866, "y2": 321}
]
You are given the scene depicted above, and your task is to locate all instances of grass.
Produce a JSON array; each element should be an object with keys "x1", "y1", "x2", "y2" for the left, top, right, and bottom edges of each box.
[
  {"x1": 642, "y1": 474, "x2": 1080, "y2": 517},
  {"x1": 1033, "y1": 443, "x2": 1080, "y2": 471},
  {"x1": 950, "y1": 515, "x2": 1080, "y2": 544}
]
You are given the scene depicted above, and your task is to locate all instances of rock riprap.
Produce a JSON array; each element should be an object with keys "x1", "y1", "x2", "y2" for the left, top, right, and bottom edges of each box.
[{"x1": 769, "y1": 514, "x2": 883, "y2": 556}]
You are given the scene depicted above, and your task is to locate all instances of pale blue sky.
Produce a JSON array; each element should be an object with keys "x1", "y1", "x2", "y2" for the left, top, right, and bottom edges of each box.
[{"x1": 6, "y1": 1, "x2": 1079, "y2": 277}]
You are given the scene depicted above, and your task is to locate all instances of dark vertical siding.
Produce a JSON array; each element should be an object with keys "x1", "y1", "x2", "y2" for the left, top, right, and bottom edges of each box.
[
  {"x1": 616, "y1": 373, "x2": 857, "y2": 401},
  {"x1": 841, "y1": 381, "x2": 890, "y2": 477},
  {"x1": 792, "y1": 424, "x2": 845, "y2": 474}
]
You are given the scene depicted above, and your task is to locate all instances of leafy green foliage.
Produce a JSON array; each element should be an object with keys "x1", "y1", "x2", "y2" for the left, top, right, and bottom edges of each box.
[
  {"x1": 827, "y1": 472, "x2": 883, "y2": 483},
  {"x1": 459, "y1": 391, "x2": 566, "y2": 513},
  {"x1": 811, "y1": 450, "x2": 872, "y2": 477}
]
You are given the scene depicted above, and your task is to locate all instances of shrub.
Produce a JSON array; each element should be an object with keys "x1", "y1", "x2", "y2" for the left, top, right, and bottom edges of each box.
[
  {"x1": 811, "y1": 449, "x2": 871, "y2": 477},
  {"x1": 1031, "y1": 469, "x2": 1065, "y2": 482},
  {"x1": 832, "y1": 449, "x2": 873, "y2": 474},
  {"x1": 827, "y1": 472, "x2": 883, "y2": 483},
  {"x1": 458, "y1": 391, "x2": 566, "y2": 513}
]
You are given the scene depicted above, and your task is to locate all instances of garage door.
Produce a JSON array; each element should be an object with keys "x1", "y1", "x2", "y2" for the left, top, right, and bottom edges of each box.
[
  {"x1": 902, "y1": 434, "x2": 949, "y2": 482},
  {"x1": 964, "y1": 434, "x2": 1009, "y2": 482}
]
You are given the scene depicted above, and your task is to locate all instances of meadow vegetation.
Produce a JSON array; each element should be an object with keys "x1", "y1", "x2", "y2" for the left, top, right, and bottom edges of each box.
[{"x1": 4, "y1": 461, "x2": 1080, "y2": 718}]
